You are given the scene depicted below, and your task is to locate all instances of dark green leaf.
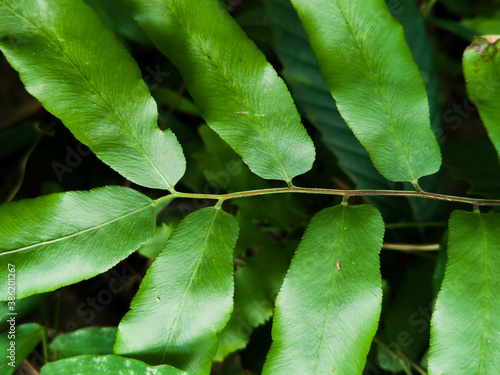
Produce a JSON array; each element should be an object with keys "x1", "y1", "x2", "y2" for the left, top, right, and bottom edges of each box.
[
  {"x1": 290, "y1": 0, "x2": 441, "y2": 183},
  {"x1": 264, "y1": 0, "x2": 412, "y2": 222},
  {"x1": 115, "y1": 207, "x2": 239, "y2": 373},
  {"x1": 0, "y1": 0, "x2": 185, "y2": 190},
  {"x1": 377, "y1": 258, "x2": 434, "y2": 372},
  {"x1": 152, "y1": 88, "x2": 201, "y2": 117},
  {"x1": 84, "y1": 0, "x2": 152, "y2": 46},
  {"x1": 443, "y1": 139, "x2": 500, "y2": 198},
  {"x1": 49, "y1": 327, "x2": 117, "y2": 358},
  {"x1": 0, "y1": 294, "x2": 44, "y2": 330},
  {"x1": 215, "y1": 217, "x2": 289, "y2": 361},
  {"x1": 429, "y1": 210, "x2": 500, "y2": 374},
  {"x1": 0, "y1": 186, "x2": 155, "y2": 300},
  {"x1": 124, "y1": 0, "x2": 315, "y2": 183},
  {"x1": 263, "y1": 204, "x2": 385, "y2": 374},
  {"x1": 41, "y1": 355, "x2": 201, "y2": 375}
]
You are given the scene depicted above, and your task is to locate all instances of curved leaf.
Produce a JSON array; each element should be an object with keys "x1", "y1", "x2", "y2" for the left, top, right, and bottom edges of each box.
[
  {"x1": 0, "y1": 0, "x2": 185, "y2": 190},
  {"x1": 0, "y1": 323, "x2": 43, "y2": 375},
  {"x1": 263, "y1": 204, "x2": 385, "y2": 374},
  {"x1": 0, "y1": 186, "x2": 155, "y2": 300},
  {"x1": 463, "y1": 36, "x2": 500, "y2": 161},
  {"x1": 115, "y1": 207, "x2": 239, "y2": 374},
  {"x1": 429, "y1": 210, "x2": 500, "y2": 374},
  {"x1": 290, "y1": 0, "x2": 442, "y2": 183},
  {"x1": 215, "y1": 217, "x2": 289, "y2": 361},
  {"x1": 124, "y1": 0, "x2": 315, "y2": 183},
  {"x1": 50, "y1": 327, "x2": 117, "y2": 358},
  {"x1": 41, "y1": 355, "x2": 200, "y2": 375},
  {"x1": 264, "y1": 0, "x2": 411, "y2": 222}
]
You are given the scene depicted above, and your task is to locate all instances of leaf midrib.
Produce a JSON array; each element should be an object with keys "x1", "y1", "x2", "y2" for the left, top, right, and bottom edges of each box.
[
  {"x1": 313, "y1": 206, "x2": 346, "y2": 374},
  {"x1": 0, "y1": 1, "x2": 172, "y2": 190},
  {"x1": 0, "y1": 202, "x2": 153, "y2": 255},
  {"x1": 160, "y1": 208, "x2": 220, "y2": 363}
]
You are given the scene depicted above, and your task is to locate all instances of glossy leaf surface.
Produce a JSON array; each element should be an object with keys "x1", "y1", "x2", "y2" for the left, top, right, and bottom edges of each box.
[
  {"x1": 429, "y1": 210, "x2": 500, "y2": 374},
  {"x1": 0, "y1": 0, "x2": 185, "y2": 190},
  {"x1": 263, "y1": 204, "x2": 385, "y2": 374},
  {"x1": 41, "y1": 355, "x2": 200, "y2": 375},
  {"x1": 124, "y1": 0, "x2": 315, "y2": 183},
  {"x1": 463, "y1": 36, "x2": 500, "y2": 161},
  {"x1": 115, "y1": 207, "x2": 239, "y2": 374},
  {"x1": 290, "y1": 0, "x2": 441, "y2": 183},
  {"x1": 0, "y1": 186, "x2": 155, "y2": 300}
]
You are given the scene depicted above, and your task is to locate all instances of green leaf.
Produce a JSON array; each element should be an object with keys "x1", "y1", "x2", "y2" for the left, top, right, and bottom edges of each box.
[
  {"x1": 463, "y1": 36, "x2": 500, "y2": 161},
  {"x1": 215, "y1": 217, "x2": 289, "y2": 361},
  {"x1": 0, "y1": 294, "x2": 44, "y2": 331},
  {"x1": 429, "y1": 210, "x2": 500, "y2": 374},
  {"x1": 264, "y1": 0, "x2": 424, "y2": 222},
  {"x1": 377, "y1": 258, "x2": 434, "y2": 372},
  {"x1": 138, "y1": 223, "x2": 173, "y2": 259},
  {"x1": 193, "y1": 125, "x2": 306, "y2": 229},
  {"x1": 124, "y1": 0, "x2": 315, "y2": 183},
  {"x1": 50, "y1": 327, "x2": 117, "y2": 358},
  {"x1": 41, "y1": 355, "x2": 201, "y2": 375},
  {"x1": 115, "y1": 207, "x2": 239, "y2": 373},
  {"x1": 0, "y1": 0, "x2": 185, "y2": 191},
  {"x1": 0, "y1": 323, "x2": 43, "y2": 375},
  {"x1": 0, "y1": 186, "x2": 155, "y2": 300},
  {"x1": 443, "y1": 139, "x2": 500, "y2": 199},
  {"x1": 290, "y1": 0, "x2": 441, "y2": 183},
  {"x1": 263, "y1": 204, "x2": 385, "y2": 374},
  {"x1": 84, "y1": 0, "x2": 152, "y2": 46},
  {"x1": 151, "y1": 88, "x2": 201, "y2": 117},
  {"x1": 390, "y1": 0, "x2": 446, "y2": 222},
  {"x1": 462, "y1": 11, "x2": 500, "y2": 36}
]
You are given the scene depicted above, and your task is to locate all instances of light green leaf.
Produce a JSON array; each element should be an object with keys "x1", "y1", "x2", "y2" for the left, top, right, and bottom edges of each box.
[
  {"x1": 0, "y1": 186, "x2": 156, "y2": 300},
  {"x1": 0, "y1": 323, "x2": 43, "y2": 375},
  {"x1": 290, "y1": 0, "x2": 442, "y2": 183},
  {"x1": 138, "y1": 223, "x2": 173, "y2": 259},
  {"x1": 115, "y1": 207, "x2": 239, "y2": 374},
  {"x1": 463, "y1": 36, "x2": 500, "y2": 161},
  {"x1": 41, "y1": 355, "x2": 201, "y2": 375},
  {"x1": 263, "y1": 204, "x2": 385, "y2": 374},
  {"x1": 429, "y1": 210, "x2": 500, "y2": 374},
  {"x1": 0, "y1": 0, "x2": 185, "y2": 191},
  {"x1": 124, "y1": 0, "x2": 315, "y2": 183},
  {"x1": 50, "y1": 327, "x2": 117, "y2": 359}
]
